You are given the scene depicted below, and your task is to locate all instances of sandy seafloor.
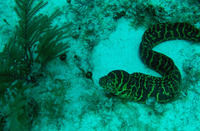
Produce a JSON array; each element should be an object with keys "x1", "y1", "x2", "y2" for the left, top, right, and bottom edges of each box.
[{"x1": 0, "y1": 0, "x2": 200, "y2": 131}]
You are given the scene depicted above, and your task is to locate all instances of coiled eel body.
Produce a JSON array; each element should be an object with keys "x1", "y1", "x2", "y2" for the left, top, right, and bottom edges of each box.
[{"x1": 99, "y1": 23, "x2": 200, "y2": 103}]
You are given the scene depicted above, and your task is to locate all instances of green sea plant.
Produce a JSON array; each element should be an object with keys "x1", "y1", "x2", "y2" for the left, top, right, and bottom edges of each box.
[
  {"x1": 0, "y1": 0, "x2": 70, "y2": 130},
  {"x1": 0, "y1": 0, "x2": 69, "y2": 84}
]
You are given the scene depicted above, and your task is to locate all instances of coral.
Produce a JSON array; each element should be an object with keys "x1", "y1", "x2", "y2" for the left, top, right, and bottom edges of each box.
[
  {"x1": 71, "y1": 0, "x2": 98, "y2": 15},
  {"x1": 183, "y1": 53, "x2": 200, "y2": 83},
  {"x1": 125, "y1": 0, "x2": 200, "y2": 29},
  {"x1": 181, "y1": 53, "x2": 200, "y2": 96}
]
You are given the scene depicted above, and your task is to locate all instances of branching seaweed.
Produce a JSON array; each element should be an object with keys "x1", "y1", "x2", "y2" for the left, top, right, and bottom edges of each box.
[
  {"x1": 0, "y1": 0, "x2": 71, "y2": 130},
  {"x1": 35, "y1": 25, "x2": 70, "y2": 65},
  {"x1": 0, "y1": 0, "x2": 69, "y2": 84}
]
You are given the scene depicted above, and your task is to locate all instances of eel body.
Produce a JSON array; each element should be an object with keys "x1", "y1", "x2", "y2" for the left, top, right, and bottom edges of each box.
[{"x1": 99, "y1": 23, "x2": 200, "y2": 103}]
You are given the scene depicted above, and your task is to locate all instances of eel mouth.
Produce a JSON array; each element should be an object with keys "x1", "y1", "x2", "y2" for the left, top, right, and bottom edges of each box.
[
  {"x1": 99, "y1": 76, "x2": 116, "y2": 93},
  {"x1": 99, "y1": 76, "x2": 107, "y2": 87}
]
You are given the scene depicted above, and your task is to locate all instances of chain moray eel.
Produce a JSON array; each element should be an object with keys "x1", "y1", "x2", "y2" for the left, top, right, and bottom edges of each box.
[{"x1": 99, "y1": 23, "x2": 200, "y2": 103}]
